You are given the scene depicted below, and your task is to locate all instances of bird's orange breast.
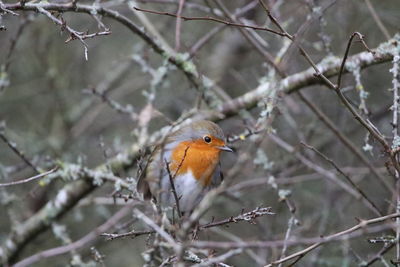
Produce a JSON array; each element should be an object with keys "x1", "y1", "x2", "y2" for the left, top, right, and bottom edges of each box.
[{"x1": 169, "y1": 140, "x2": 221, "y2": 186}]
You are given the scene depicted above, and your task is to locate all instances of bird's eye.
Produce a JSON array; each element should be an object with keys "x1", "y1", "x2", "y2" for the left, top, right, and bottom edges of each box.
[{"x1": 203, "y1": 136, "x2": 212, "y2": 143}]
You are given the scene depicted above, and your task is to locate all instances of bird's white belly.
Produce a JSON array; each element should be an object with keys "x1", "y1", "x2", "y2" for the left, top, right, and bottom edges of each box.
[{"x1": 164, "y1": 170, "x2": 206, "y2": 213}]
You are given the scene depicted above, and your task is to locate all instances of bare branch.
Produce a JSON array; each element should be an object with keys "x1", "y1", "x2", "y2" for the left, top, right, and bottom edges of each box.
[
  {"x1": 200, "y1": 206, "x2": 274, "y2": 229},
  {"x1": 337, "y1": 32, "x2": 374, "y2": 90},
  {"x1": 192, "y1": 248, "x2": 243, "y2": 267},
  {"x1": 0, "y1": 129, "x2": 40, "y2": 174},
  {"x1": 0, "y1": 167, "x2": 58, "y2": 187},
  {"x1": 0, "y1": 0, "x2": 19, "y2": 16},
  {"x1": 364, "y1": 0, "x2": 391, "y2": 40},
  {"x1": 101, "y1": 229, "x2": 154, "y2": 240},
  {"x1": 133, "y1": 6, "x2": 287, "y2": 36}
]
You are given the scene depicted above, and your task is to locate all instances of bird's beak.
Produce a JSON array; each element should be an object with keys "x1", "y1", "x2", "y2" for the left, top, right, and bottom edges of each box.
[{"x1": 217, "y1": 145, "x2": 234, "y2": 152}]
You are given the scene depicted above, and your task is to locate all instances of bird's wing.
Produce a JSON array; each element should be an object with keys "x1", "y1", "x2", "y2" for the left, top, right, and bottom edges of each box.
[
  {"x1": 136, "y1": 162, "x2": 153, "y2": 200},
  {"x1": 136, "y1": 146, "x2": 160, "y2": 200},
  {"x1": 210, "y1": 162, "x2": 224, "y2": 188}
]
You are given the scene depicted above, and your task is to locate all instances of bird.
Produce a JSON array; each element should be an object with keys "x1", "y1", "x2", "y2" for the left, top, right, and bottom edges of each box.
[{"x1": 137, "y1": 120, "x2": 233, "y2": 213}]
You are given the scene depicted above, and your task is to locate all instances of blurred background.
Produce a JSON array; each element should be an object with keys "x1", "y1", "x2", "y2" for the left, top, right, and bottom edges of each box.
[{"x1": 1, "y1": 0, "x2": 400, "y2": 266}]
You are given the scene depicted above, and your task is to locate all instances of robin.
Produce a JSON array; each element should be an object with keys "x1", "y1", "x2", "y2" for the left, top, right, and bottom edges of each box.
[{"x1": 137, "y1": 120, "x2": 233, "y2": 213}]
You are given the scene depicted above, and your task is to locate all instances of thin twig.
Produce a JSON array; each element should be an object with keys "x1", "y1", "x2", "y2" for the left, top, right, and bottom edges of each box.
[
  {"x1": 269, "y1": 134, "x2": 361, "y2": 199},
  {"x1": 164, "y1": 145, "x2": 190, "y2": 217},
  {"x1": 0, "y1": 167, "x2": 58, "y2": 187},
  {"x1": 200, "y1": 206, "x2": 274, "y2": 229},
  {"x1": 174, "y1": 0, "x2": 185, "y2": 51},
  {"x1": 36, "y1": 6, "x2": 88, "y2": 60},
  {"x1": 189, "y1": 0, "x2": 258, "y2": 58},
  {"x1": 257, "y1": 0, "x2": 337, "y2": 89},
  {"x1": 362, "y1": 243, "x2": 395, "y2": 266},
  {"x1": 0, "y1": 131, "x2": 40, "y2": 174},
  {"x1": 133, "y1": 6, "x2": 287, "y2": 36},
  {"x1": 337, "y1": 32, "x2": 373, "y2": 90},
  {"x1": 214, "y1": 0, "x2": 286, "y2": 77},
  {"x1": 135, "y1": 0, "x2": 221, "y2": 14},
  {"x1": 1, "y1": 16, "x2": 30, "y2": 91},
  {"x1": 390, "y1": 44, "x2": 400, "y2": 264},
  {"x1": 83, "y1": 87, "x2": 138, "y2": 119},
  {"x1": 278, "y1": 216, "x2": 295, "y2": 267},
  {"x1": 301, "y1": 142, "x2": 382, "y2": 216},
  {"x1": 65, "y1": 30, "x2": 111, "y2": 43},
  {"x1": 165, "y1": 159, "x2": 182, "y2": 217},
  {"x1": 0, "y1": 0, "x2": 19, "y2": 15},
  {"x1": 133, "y1": 209, "x2": 179, "y2": 250},
  {"x1": 192, "y1": 248, "x2": 243, "y2": 267},
  {"x1": 297, "y1": 91, "x2": 392, "y2": 193},
  {"x1": 101, "y1": 229, "x2": 154, "y2": 240},
  {"x1": 36, "y1": 6, "x2": 110, "y2": 60},
  {"x1": 364, "y1": 0, "x2": 391, "y2": 40}
]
